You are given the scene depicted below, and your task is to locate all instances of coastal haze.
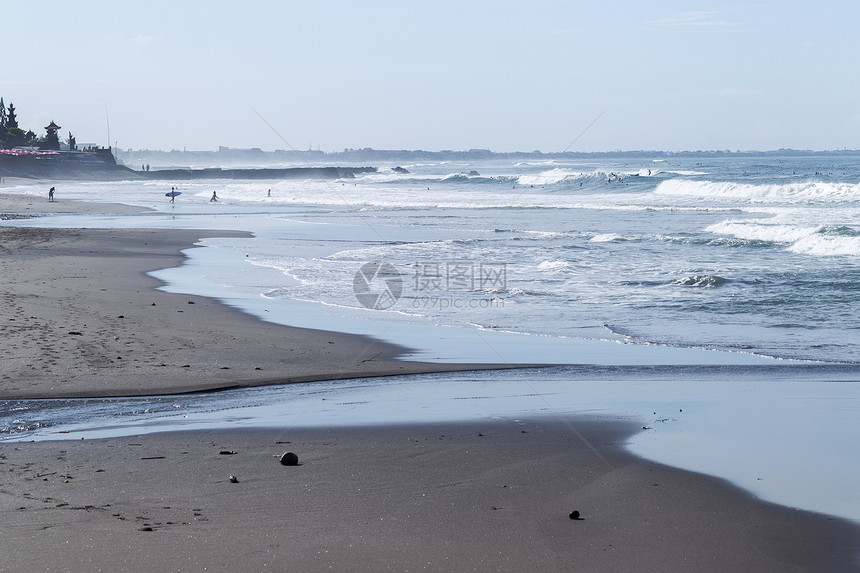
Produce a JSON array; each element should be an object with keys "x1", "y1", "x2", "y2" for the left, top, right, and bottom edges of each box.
[
  {"x1": 3, "y1": 2, "x2": 860, "y2": 153},
  {"x1": 2, "y1": 2, "x2": 860, "y2": 572}
]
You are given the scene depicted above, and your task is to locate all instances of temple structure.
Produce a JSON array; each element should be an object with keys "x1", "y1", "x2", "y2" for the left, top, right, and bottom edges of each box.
[
  {"x1": 6, "y1": 103, "x2": 18, "y2": 129},
  {"x1": 0, "y1": 101, "x2": 119, "y2": 178},
  {"x1": 41, "y1": 120, "x2": 61, "y2": 150}
]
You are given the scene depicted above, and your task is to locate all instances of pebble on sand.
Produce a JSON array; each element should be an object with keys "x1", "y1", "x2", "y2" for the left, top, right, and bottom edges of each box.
[
  {"x1": 280, "y1": 451, "x2": 299, "y2": 466},
  {"x1": 569, "y1": 510, "x2": 581, "y2": 520}
]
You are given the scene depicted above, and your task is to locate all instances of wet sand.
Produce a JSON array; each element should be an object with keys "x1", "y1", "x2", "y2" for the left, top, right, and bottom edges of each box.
[
  {"x1": 1, "y1": 422, "x2": 858, "y2": 572},
  {"x1": 1, "y1": 194, "x2": 859, "y2": 571},
  {"x1": 0, "y1": 216, "x2": 511, "y2": 400},
  {"x1": 0, "y1": 189, "x2": 148, "y2": 215}
]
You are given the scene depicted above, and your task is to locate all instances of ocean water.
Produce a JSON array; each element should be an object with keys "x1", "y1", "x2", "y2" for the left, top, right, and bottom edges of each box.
[{"x1": 2, "y1": 154, "x2": 860, "y2": 523}]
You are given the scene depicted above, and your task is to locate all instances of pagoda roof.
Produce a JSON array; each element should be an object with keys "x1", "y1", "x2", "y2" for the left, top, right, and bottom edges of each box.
[{"x1": 45, "y1": 120, "x2": 61, "y2": 130}]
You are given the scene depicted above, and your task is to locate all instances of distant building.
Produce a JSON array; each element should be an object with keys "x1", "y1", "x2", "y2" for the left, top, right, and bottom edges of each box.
[
  {"x1": 40, "y1": 121, "x2": 61, "y2": 150},
  {"x1": 6, "y1": 103, "x2": 18, "y2": 129}
]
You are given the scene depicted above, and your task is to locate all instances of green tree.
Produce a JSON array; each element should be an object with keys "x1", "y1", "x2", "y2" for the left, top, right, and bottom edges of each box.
[{"x1": 5, "y1": 127, "x2": 27, "y2": 147}]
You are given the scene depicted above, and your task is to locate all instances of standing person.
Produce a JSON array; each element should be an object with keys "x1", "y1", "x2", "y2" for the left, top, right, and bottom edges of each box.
[
  {"x1": 48, "y1": 187, "x2": 55, "y2": 202},
  {"x1": 210, "y1": 191, "x2": 218, "y2": 202},
  {"x1": 170, "y1": 187, "x2": 175, "y2": 204}
]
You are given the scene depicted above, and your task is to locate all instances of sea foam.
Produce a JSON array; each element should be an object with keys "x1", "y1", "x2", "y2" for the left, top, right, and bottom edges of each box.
[{"x1": 655, "y1": 179, "x2": 860, "y2": 204}]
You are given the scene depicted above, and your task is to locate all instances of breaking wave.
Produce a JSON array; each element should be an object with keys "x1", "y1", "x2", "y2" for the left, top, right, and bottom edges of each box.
[
  {"x1": 655, "y1": 179, "x2": 860, "y2": 204},
  {"x1": 672, "y1": 275, "x2": 729, "y2": 288},
  {"x1": 707, "y1": 221, "x2": 860, "y2": 257}
]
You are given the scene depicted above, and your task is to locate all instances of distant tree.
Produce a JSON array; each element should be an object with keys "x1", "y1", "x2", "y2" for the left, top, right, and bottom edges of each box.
[{"x1": 5, "y1": 127, "x2": 27, "y2": 147}]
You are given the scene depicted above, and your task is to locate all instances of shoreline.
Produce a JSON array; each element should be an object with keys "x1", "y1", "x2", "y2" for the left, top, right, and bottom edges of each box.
[
  {"x1": 2, "y1": 421, "x2": 858, "y2": 572},
  {"x1": 0, "y1": 191, "x2": 528, "y2": 400},
  {"x1": 2, "y1": 193, "x2": 859, "y2": 569},
  {"x1": 0, "y1": 222, "x2": 523, "y2": 400},
  {"x1": 0, "y1": 189, "x2": 150, "y2": 216}
]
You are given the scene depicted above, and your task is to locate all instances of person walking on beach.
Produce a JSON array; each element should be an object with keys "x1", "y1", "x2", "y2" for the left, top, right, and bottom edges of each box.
[
  {"x1": 48, "y1": 187, "x2": 55, "y2": 202},
  {"x1": 210, "y1": 191, "x2": 218, "y2": 202}
]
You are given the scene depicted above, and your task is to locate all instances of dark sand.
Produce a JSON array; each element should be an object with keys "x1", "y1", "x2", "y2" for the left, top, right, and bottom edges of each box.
[
  {"x1": 1, "y1": 194, "x2": 858, "y2": 571},
  {"x1": 2, "y1": 422, "x2": 858, "y2": 572},
  {"x1": 0, "y1": 189, "x2": 148, "y2": 216},
  {"x1": 0, "y1": 216, "x2": 513, "y2": 400}
]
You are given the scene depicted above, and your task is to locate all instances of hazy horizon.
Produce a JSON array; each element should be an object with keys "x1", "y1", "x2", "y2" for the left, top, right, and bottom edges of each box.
[
  {"x1": 116, "y1": 145, "x2": 860, "y2": 155},
  {"x1": 4, "y1": 1, "x2": 859, "y2": 153}
]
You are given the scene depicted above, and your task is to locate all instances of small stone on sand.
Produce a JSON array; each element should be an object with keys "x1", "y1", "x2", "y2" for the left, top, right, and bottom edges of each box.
[
  {"x1": 569, "y1": 510, "x2": 581, "y2": 520},
  {"x1": 280, "y1": 451, "x2": 299, "y2": 466}
]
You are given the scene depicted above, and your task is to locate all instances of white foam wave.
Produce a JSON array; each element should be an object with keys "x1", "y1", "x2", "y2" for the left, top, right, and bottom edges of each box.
[
  {"x1": 517, "y1": 168, "x2": 585, "y2": 186},
  {"x1": 132, "y1": 175, "x2": 746, "y2": 213},
  {"x1": 788, "y1": 234, "x2": 860, "y2": 257},
  {"x1": 707, "y1": 220, "x2": 860, "y2": 257},
  {"x1": 655, "y1": 179, "x2": 860, "y2": 204},
  {"x1": 590, "y1": 233, "x2": 624, "y2": 242},
  {"x1": 537, "y1": 260, "x2": 569, "y2": 271},
  {"x1": 706, "y1": 221, "x2": 821, "y2": 243}
]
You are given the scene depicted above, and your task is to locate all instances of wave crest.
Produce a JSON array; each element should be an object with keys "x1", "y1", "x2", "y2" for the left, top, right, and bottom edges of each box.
[
  {"x1": 707, "y1": 220, "x2": 860, "y2": 257},
  {"x1": 655, "y1": 179, "x2": 860, "y2": 204},
  {"x1": 673, "y1": 275, "x2": 729, "y2": 287}
]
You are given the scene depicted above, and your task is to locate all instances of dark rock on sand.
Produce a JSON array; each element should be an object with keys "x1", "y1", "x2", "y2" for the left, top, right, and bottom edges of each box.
[{"x1": 280, "y1": 451, "x2": 299, "y2": 466}]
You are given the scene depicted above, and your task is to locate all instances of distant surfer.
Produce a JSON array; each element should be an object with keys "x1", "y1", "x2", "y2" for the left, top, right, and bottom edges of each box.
[
  {"x1": 48, "y1": 187, "x2": 55, "y2": 202},
  {"x1": 267, "y1": 189, "x2": 271, "y2": 197},
  {"x1": 170, "y1": 187, "x2": 175, "y2": 203},
  {"x1": 210, "y1": 191, "x2": 218, "y2": 202}
]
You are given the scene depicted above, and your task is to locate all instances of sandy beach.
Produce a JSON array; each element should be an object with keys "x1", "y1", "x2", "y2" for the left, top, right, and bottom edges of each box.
[
  {"x1": 1, "y1": 194, "x2": 859, "y2": 571},
  {"x1": 2, "y1": 423, "x2": 858, "y2": 572},
  {"x1": 0, "y1": 195, "x2": 514, "y2": 400}
]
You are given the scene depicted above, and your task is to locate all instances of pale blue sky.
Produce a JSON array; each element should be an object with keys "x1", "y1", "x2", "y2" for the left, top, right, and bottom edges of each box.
[{"x1": 3, "y1": 1, "x2": 858, "y2": 152}]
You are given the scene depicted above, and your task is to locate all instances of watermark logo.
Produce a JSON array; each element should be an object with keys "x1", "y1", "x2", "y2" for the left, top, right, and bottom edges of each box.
[
  {"x1": 353, "y1": 261, "x2": 403, "y2": 310},
  {"x1": 413, "y1": 261, "x2": 507, "y2": 292},
  {"x1": 354, "y1": 259, "x2": 507, "y2": 311}
]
